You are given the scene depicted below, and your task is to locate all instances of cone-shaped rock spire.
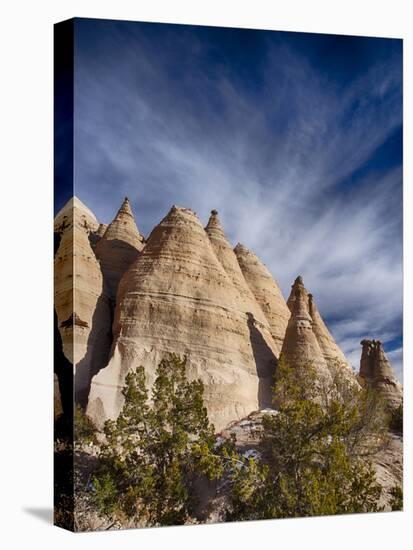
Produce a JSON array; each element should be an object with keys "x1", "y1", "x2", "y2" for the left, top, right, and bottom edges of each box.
[
  {"x1": 95, "y1": 197, "x2": 145, "y2": 301},
  {"x1": 54, "y1": 196, "x2": 113, "y2": 404},
  {"x1": 287, "y1": 277, "x2": 351, "y2": 372},
  {"x1": 234, "y1": 243, "x2": 290, "y2": 354},
  {"x1": 205, "y1": 211, "x2": 273, "y2": 329},
  {"x1": 205, "y1": 209, "x2": 226, "y2": 240},
  {"x1": 286, "y1": 275, "x2": 308, "y2": 311},
  {"x1": 280, "y1": 283, "x2": 330, "y2": 377},
  {"x1": 101, "y1": 197, "x2": 144, "y2": 245},
  {"x1": 54, "y1": 196, "x2": 99, "y2": 234},
  {"x1": 54, "y1": 196, "x2": 104, "y2": 365},
  {"x1": 359, "y1": 340, "x2": 402, "y2": 410},
  {"x1": 96, "y1": 223, "x2": 108, "y2": 237},
  {"x1": 308, "y1": 293, "x2": 351, "y2": 370},
  {"x1": 88, "y1": 205, "x2": 278, "y2": 430}
]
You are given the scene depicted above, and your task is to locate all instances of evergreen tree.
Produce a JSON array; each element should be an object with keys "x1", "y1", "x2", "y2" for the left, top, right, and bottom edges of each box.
[
  {"x1": 92, "y1": 355, "x2": 229, "y2": 526},
  {"x1": 227, "y1": 357, "x2": 385, "y2": 520}
]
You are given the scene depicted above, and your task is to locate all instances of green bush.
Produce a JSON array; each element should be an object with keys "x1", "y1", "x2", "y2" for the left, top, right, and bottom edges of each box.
[
  {"x1": 227, "y1": 357, "x2": 385, "y2": 520},
  {"x1": 389, "y1": 485, "x2": 403, "y2": 511},
  {"x1": 74, "y1": 404, "x2": 97, "y2": 444},
  {"x1": 92, "y1": 355, "x2": 231, "y2": 526}
]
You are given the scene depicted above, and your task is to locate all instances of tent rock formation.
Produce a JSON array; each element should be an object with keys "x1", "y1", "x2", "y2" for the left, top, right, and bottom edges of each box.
[
  {"x1": 280, "y1": 284, "x2": 330, "y2": 380},
  {"x1": 95, "y1": 197, "x2": 145, "y2": 301},
  {"x1": 53, "y1": 197, "x2": 402, "y2": 432},
  {"x1": 234, "y1": 243, "x2": 290, "y2": 354},
  {"x1": 287, "y1": 276, "x2": 353, "y2": 376},
  {"x1": 87, "y1": 205, "x2": 278, "y2": 431},
  {"x1": 359, "y1": 339, "x2": 402, "y2": 410}
]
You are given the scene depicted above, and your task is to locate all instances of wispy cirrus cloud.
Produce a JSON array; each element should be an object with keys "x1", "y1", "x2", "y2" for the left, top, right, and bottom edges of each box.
[{"x1": 72, "y1": 20, "x2": 403, "y2": 381}]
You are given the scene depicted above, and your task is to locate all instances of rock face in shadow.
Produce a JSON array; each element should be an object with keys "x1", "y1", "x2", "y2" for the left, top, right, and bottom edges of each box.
[
  {"x1": 234, "y1": 243, "x2": 290, "y2": 355},
  {"x1": 359, "y1": 339, "x2": 403, "y2": 410},
  {"x1": 54, "y1": 310, "x2": 72, "y2": 421},
  {"x1": 280, "y1": 285, "x2": 330, "y2": 379},
  {"x1": 54, "y1": 373, "x2": 63, "y2": 420},
  {"x1": 95, "y1": 197, "x2": 145, "y2": 301},
  {"x1": 87, "y1": 205, "x2": 277, "y2": 431}
]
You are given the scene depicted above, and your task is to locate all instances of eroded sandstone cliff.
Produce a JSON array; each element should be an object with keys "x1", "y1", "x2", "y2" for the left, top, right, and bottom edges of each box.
[
  {"x1": 87, "y1": 205, "x2": 278, "y2": 431},
  {"x1": 359, "y1": 339, "x2": 403, "y2": 410},
  {"x1": 234, "y1": 243, "x2": 290, "y2": 354}
]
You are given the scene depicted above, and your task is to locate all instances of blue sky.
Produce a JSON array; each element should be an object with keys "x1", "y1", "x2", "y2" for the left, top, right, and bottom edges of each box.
[{"x1": 62, "y1": 18, "x2": 403, "y2": 380}]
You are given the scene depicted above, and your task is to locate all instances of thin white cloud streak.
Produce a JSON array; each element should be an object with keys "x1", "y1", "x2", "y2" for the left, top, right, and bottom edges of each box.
[{"x1": 74, "y1": 30, "x2": 403, "y2": 382}]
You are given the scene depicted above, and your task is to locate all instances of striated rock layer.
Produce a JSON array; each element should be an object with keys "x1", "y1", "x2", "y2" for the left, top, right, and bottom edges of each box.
[
  {"x1": 95, "y1": 197, "x2": 145, "y2": 302},
  {"x1": 286, "y1": 275, "x2": 308, "y2": 312},
  {"x1": 359, "y1": 339, "x2": 402, "y2": 410},
  {"x1": 54, "y1": 196, "x2": 112, "y2": 404},
  {"x1": 54, "y1": 196, "x2": 103, "y2": 367},
  {"x1": 205, "y1": 211, "x2": 273, "y2": 329},
  {"x1": 234, "y1": 243, "x2": 290, "y2": 354},
  {"x1": 287, "y1": 276, "x2": 351, "y2": 374},
  {"x1": 87, "y1": 205, "x2": 278, "y2": 431},
  {"x1": 280, "y1": 285, "x2": 330, "y2": 379}
]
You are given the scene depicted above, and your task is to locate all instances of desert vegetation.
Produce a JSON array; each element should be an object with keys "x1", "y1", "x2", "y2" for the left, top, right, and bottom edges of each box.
[{"x1": 56, "y1": 355, "x2": 402, "y2": 530}]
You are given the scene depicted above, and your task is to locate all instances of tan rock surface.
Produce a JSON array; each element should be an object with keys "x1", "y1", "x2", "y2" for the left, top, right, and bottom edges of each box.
[
  {"x1": 54, "y1": 196, "x2": 99, "y2": 234},
  {"x1": 371, "y1": 434, "x2": 403, "y2": 510},
  {"x1": 234, "y1": 243, "x2": 290, "y2": 354},
  {"x1": 286, "y1": 275, "x2": 308, "y2": 312},
  {"x1": 95, "y1": 197, "x2": 145, "y2": 301},
  {"x1": 54, "y1": 197, "x2": 103, "y2": 365},
  {"x1": 87, "y1": 205, "x2": 278, "y2": 431},
  {"x1": 287, "y1": 277, "x2": 352, "y2": 374},
  {"x1": 54, "y1": 196, "x2": 112, "y2": 404},
  {"x1": 359, "y1": 339, "x2": 403, "y2": 410},
  {"x1": 205, "y1": 211, "x2": 273, "y2": 328},
  {"x1": 280, "y1": 284, "x2": 330, "y2": 378},
  {"x1": 96, "y1": 223, "x2": 108, "y2": 238},
  {"x1": 307, "y1": 293, "x2": 356, "y2": 384}
]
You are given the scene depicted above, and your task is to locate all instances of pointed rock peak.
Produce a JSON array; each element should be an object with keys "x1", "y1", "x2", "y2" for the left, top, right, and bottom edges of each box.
[
  {"x1": 55, "y1": 196, "x2": 97, "y2": 222},
  {"x1": 287, "y1": 275, "x2": 309, "y2": 312},
  {"x1": 234, "y1": 243, "x2": 264, "y2": 265},
  {"x1": 233, "y1": 241, "x2": 290, "y2": 355},
  {"x1": 54, "y1": 195, "x2": 99, "y2": 232},
  {"x1": 234, "y1": 242, "x2": 248, "y2": 254},
  {"x1": 205, "y1": 209, "x2": 226, "y2": 240},
  {"x1": 280, "y1": 282, "x2": 328, "y2": 376},
  {"x1": 115, "y1": 196, "x2": 134, "y2": 219},
  {"x1": 162, "y1": 204, "x2": 199, "y2": 224},
  {"x1": 144, "y1": 204, "x2": 202, "y2": 244},
  {"x1": 101, "y1": 196, "x2": 144, "y2": 248},
  {"x1": 292, "y1": 286, "x2": 312, "y2": 322}
]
